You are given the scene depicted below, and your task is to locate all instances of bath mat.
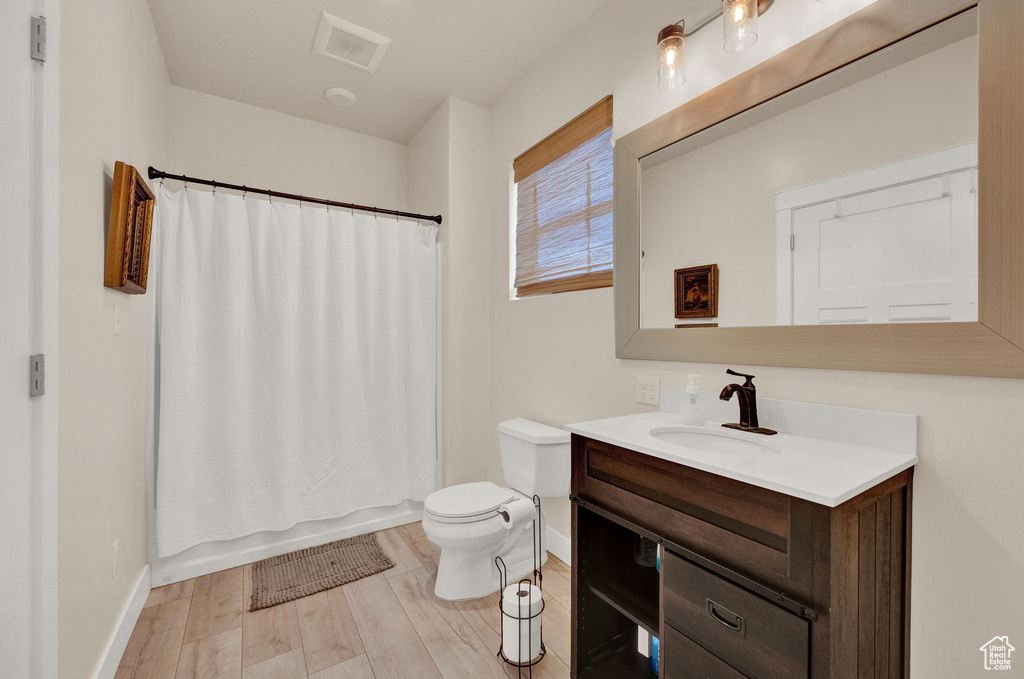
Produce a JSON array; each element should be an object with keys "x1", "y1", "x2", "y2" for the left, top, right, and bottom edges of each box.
[{"x1": 248, "y1": 533, "x2": 395, "y2": 611}]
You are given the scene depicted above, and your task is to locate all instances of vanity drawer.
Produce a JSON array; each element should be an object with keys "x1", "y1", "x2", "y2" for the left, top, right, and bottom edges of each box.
[
  {"x1": 663, "y1": 626, "x2": 749, "y2": 679},
  {"x1": 580, "y1": 438, "x2": 790, "y2": 550},
  {"x1": 663, "y1": 551, "x2": 809, "y2": 679},
  {"x1": 573, "y1": 436, "x2": 807, "y2": 596}
]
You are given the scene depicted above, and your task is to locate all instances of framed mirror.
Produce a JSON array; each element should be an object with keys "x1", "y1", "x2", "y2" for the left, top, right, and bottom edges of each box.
[{"x1": 614, "y1": 0, "x2": 1024, "y2": 377}]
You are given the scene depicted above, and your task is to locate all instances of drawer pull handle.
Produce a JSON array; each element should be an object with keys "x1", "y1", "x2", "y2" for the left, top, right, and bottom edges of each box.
[{"x1": 706, "y1": 599, "x2": 745, "y2": 635}]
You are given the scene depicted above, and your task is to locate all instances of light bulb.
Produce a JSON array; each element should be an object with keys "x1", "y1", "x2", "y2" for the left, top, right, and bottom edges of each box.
[
  {"x1": 657, "y1": 24, "x2": 686, "y2": 90},
  {"x1": 723, "y1": 0, "x2": 758, "y2": 53}
]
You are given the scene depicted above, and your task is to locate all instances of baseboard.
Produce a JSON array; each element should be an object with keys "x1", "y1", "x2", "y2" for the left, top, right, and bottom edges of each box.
[
  {"x1": 545, "y1": 526, "x2": 571, "y2": 565},
  {"x1": 93, "y1": 564, "x2": 151, "y2": 679},
  {"x1": 152, "y1": 506, "x2": 424, "y2": 585}
]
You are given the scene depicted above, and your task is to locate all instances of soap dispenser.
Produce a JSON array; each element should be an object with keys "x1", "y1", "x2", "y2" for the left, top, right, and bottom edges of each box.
[{"x1": 678, "y1": 375, "x2": 705, "y2": 426}]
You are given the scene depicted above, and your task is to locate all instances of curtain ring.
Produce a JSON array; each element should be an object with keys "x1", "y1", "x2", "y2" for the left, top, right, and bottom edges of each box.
[
  {"x1": 241, "y1": 185, "x2": 247, "y2": 200},
  {"x1": 298, "y1": 195, "x2": 303, "y2": 209}
]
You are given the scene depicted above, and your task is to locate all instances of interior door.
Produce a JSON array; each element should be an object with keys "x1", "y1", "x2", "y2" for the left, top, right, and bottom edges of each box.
[{"x1": 788, "y1": 165, "x2": 977, "y2": 326}]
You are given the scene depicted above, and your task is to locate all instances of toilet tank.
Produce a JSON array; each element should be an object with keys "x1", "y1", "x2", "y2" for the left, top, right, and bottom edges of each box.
[{"x1": 498, "y1": 418, "x2": 571, "y2": 498}]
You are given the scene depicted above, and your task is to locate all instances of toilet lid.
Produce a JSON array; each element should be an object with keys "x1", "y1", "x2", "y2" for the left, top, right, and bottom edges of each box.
[{"x1": 425, "y1": 482, "x2": 514, "y2": 519}]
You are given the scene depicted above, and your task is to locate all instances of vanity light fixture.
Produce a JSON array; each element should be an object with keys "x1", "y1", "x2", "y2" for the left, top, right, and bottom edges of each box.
[{"x1": 657, "y1": 0, "x2": 774, "y2": 89}]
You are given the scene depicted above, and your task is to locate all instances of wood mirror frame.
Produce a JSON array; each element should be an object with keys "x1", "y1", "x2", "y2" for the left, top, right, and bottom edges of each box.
[{"x1": 614, "y1": 0, "x2": 1024, "y2": 377}]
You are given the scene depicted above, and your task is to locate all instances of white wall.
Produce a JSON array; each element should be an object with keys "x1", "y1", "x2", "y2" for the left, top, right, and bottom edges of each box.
[
  {"x1": 641, "y1": 36, "x2": 978, "y2": 328},
  {"x1": 444, "y1": 98, "x2": 492, "y2": 485},
  {"x1": 486, "y1": 1, "x2": 1022, "y2": 677},
  {"x1": 409, "y1": 100, "x2": 451, "y2": 230},
  {"x1": 167, "y1": 86, "x2": 408, "y2": 210},
  {"x1": 58, "y1": 0, "x2": 169, "y2": 676},
  {"x1": 409, "y1": 97, "x2": 492, "y2": 486},
  {"x1": 410, "y1": 100, "x2": 452, "y2": 486}
]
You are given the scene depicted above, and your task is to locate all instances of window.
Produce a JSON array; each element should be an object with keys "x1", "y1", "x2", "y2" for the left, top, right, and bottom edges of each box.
[{"x1": 514, "y1": 96, "x2": 613, "y2": 297}]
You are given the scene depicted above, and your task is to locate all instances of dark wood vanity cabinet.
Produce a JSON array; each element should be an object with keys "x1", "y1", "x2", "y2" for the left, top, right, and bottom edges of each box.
[{"x1": 570, "y1": 435, "x2": 913, "y2": 679}]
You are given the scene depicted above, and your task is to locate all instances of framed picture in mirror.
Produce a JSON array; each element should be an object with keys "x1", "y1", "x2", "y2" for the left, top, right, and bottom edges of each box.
[{"x1": 674, "y1": 264, "x2": 718, "y2": 319}]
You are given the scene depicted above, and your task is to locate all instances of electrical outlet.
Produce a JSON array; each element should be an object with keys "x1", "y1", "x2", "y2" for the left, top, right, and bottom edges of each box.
[
  {"x1": 637, "y1": 376, "x2": 660, "y2": 406},
  {"x1": 111, "y1": 539, "x2": 119, "y2": 579}
]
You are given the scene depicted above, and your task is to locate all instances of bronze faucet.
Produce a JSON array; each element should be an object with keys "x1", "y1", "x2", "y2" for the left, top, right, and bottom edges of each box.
[{"x1": 719, "y1": 369, "x2": 777, "y2": 436}]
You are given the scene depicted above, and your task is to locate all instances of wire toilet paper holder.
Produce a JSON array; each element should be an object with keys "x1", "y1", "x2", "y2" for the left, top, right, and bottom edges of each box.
[{"x1": 495, "y1": 494, "x2": 545, "y2": 676}]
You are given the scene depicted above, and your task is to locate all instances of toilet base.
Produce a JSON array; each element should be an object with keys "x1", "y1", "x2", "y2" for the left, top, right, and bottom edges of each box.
[{"x1": 431, "y1": 517, "x2": 548, "y2": 601}]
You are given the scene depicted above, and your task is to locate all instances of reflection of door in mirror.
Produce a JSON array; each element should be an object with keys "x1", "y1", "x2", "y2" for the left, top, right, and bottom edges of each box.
[
  {"x1": 639, "y1": 17, "x2": 978, "y2": 329},
  {"x1": 777, "y1": 145, "x2": 977, "y2": 325}
]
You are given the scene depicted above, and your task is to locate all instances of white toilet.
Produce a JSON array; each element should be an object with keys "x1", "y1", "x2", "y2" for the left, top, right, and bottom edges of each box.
[{"x1": 422, "y1": 418, "x2": 570, "y2": 601}]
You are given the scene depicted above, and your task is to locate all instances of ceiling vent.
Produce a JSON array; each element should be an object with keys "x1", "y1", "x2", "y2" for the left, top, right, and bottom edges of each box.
[{"x1": 312, "y1": 13, "x2": 391, "y2": 73}]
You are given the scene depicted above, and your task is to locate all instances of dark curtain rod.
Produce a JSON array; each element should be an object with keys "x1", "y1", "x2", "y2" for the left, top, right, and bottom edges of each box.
[{"x1": 147, "y1": 167, "x2": 443, "y2": 225}]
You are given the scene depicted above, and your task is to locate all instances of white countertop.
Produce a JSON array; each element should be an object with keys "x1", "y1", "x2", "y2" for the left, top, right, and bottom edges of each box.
[{"x1": 565, "y1": 410, "x2": 918, "y2": 507}]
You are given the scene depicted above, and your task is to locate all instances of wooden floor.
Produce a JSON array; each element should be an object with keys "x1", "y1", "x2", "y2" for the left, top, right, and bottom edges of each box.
[{"x1": 116, "y1": 522, "x2": 572, "y2": 679}]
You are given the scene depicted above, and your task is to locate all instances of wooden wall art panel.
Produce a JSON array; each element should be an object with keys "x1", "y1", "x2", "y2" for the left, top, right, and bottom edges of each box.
[{"x1": 104, "y1": 161, "x2": 155, "y2": 294}]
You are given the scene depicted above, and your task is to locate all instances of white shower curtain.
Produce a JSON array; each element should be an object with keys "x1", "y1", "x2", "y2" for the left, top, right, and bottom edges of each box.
[{"x1": 154, "y1": 187, "x2": 438, "y2": 557}]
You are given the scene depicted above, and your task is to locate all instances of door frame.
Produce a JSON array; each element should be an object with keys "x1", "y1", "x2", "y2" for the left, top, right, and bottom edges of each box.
[
  {"x1": 1, "y1": 0, "x2": 62, "y2": 675},
  {"x1": 775, "y1": 143, "x2": 979, "y2": 326}
]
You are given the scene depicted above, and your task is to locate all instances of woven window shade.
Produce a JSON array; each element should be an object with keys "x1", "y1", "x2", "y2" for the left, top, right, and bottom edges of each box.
[{"x1": 514, "y1": 97, "x2": 613, "y2": 297}]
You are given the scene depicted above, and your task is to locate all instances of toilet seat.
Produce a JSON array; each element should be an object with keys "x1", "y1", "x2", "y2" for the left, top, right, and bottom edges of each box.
[{"x1": 424, "y1": 481, "x2": 515, "y2": 524}]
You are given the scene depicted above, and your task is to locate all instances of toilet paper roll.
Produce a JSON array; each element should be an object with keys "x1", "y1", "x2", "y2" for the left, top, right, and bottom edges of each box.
[
  {"x1": 501, "y1": 583, "x2": 543, "y2": 663},
  {"x1": 498, "y1": 497, "x2": 536, "y2": 529}
]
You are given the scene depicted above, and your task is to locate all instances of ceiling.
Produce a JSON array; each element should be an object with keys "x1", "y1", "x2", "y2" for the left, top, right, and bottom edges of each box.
[{"x1": 147, "y1": 0, "x2": 611, "y2": 144}]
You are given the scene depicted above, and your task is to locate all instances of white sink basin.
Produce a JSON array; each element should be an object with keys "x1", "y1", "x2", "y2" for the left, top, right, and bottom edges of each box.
[
  {"x1": 567, "y1": 408, "x2": 919, "y2": 506},
  {"x1": 649, "y1": 425, "x2": 781, "y2": 456}
]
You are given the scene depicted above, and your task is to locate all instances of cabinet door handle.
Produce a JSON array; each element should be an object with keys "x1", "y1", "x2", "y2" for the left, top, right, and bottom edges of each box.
[{"x1": 706, "y1": 599, "x2": 745, "y2": 635}]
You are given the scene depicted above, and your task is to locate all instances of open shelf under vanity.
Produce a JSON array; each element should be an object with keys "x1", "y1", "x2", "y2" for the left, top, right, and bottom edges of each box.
[
  {"x1": 586, "y1": 557, "x2": 659, "y2": 636},
  {"x1": 578, "y1": 639, "x2": 658, "y2": 679},
  {"x1": 574, "y1": 499, "x2": 661, "y2": 678}
]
